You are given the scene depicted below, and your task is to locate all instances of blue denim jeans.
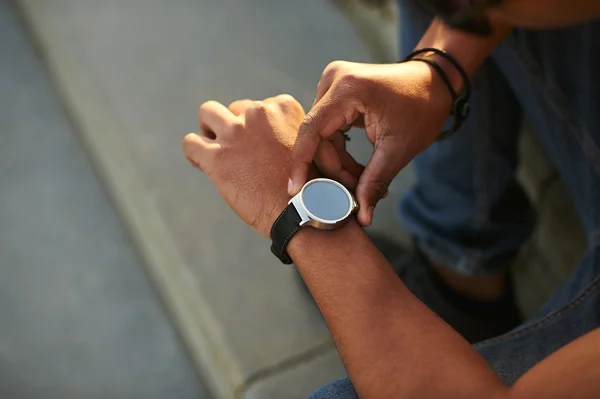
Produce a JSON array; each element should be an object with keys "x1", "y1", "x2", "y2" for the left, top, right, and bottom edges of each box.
[{"x1": 309, "y1": 2, "x2": 600, "y2": 397}]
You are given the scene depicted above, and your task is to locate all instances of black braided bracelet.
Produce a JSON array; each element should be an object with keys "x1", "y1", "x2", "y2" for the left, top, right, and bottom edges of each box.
[
  {"x1": 405, "y1": 48, "x2": 471, "y2": 98},
  {"x1": 410, "y1": 57, "x2": 458, "y2": 104},
  {"x1": 402, "y1": 48, "x2": 471, "y2": 140}
]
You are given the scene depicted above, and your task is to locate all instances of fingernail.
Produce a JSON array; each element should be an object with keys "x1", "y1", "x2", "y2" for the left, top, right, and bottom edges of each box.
[{"x1": 287, "y1": 178, "x2": 293, "y2": 195}]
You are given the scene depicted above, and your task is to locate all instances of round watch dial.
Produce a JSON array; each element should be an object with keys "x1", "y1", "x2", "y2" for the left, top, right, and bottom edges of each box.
[{"x1": 301, "y1": 179, "x2": 352, "y2": 222}]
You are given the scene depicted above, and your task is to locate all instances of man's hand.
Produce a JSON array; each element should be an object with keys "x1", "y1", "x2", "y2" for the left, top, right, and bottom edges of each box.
[
  {"x1": 183, "y1": 95, "x2": 306, "y2": 238},
  {"x1": 289, "y1": 60, "x2": 452, "y2": 226}
]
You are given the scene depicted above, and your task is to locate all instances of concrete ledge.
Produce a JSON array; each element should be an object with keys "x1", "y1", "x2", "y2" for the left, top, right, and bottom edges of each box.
[
  {"x1": 13, "y1": 5, "x2": 240, "y2": 396},
  {"x1": 243, "y1": 348, "x2": 345, "y2": 399},
  {"x1": 0, "y1": 1, "x2": 206, "y2": 396},
  {"x1": 14, "y1": 1, "x2": 404, "y2": 397}
]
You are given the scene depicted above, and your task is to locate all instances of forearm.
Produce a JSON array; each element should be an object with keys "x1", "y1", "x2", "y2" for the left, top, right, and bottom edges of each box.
[
  {"x1": 414, "y1": 18, "x2": 513, "y2": 93},
  {"x1": 416, "y1": 0, "x2": 600, "y2": 84},
  {"x1": 488, "y1": 0, "x2": 600, "y2": 28},
  {"x1": 288, "y1": 220, "x2": 508, "y2": 399},
  {"x1": 288, "y1": 217, "x2": 600, "y2": 398}
]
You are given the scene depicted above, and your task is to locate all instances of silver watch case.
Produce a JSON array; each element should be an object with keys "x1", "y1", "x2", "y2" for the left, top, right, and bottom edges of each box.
[{"x1": 289, "y1": 178, "x2": 358, "y2": 230}]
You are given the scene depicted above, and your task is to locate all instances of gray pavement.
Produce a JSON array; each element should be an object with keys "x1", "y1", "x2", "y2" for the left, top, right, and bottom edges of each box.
[
  {"x1": 14, "y1": 0, "x2": 415, "y2": 397},
  {"x1": 0, "y1": 1, "x2": 208, "y2": 398}
]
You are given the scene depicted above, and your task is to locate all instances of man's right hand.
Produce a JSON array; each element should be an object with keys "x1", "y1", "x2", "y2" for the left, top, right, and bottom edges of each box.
[{"x1": 289, "y1": 60, "x2": 453, "y2": 226}]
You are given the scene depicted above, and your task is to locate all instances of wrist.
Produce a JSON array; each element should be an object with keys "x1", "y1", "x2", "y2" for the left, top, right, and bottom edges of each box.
[
  {"x1": 401, "y1": 60, "x2": 455, "y2": 117},
  {"x1": 416, "y1": 17, "x2": 513, "y2": 84},
  {"x1": 287, "y1": 217, "x2": 365, "y2": 266},
  {"x1": 266, "y1": 194, "x2": 292, "y2": 238},
  {"x1": 424, "y1": 53, "x2": 465, "y2": 94},
  {"x1": 266, "y1": 165, "x2": 321, "y2": 238}
]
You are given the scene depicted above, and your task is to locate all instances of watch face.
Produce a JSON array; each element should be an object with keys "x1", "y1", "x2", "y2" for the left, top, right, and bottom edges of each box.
[{"x1": 301, "y1": 179, "x2": 351, "y2": 222}]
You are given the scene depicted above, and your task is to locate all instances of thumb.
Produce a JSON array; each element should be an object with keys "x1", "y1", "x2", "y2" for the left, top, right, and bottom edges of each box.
[
  {"x1": 290, "y1": 90, "x2": 355, "y2": 195},
  {"x1": 355, "y1": 140, "x2": 406, "y2": 226}
]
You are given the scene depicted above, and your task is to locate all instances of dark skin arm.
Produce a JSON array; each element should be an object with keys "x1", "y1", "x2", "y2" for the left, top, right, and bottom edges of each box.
[{"x1": 289, "y1": 220, "x2": 600, "y2": 399}]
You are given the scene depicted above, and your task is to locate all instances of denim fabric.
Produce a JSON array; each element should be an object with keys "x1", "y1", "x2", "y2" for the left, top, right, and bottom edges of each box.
[
  {"x1": 398, "y1": 0, "x2": 535, "y2": 276},
  {"x1": 309, "y1": 2, "x2": 600, "y2": 397},
  {"x1": 399, "y1": 1, "x2": 600, "y2": 275}
]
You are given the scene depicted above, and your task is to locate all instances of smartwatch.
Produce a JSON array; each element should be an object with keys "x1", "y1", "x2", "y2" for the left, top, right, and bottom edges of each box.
[{"x1": 270, "y1": 178, "x2": 358, "y2": 264}]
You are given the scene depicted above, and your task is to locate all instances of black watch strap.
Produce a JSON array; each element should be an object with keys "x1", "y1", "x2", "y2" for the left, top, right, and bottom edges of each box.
[{"x1": 270, "y1": 203, "x2": 302, "y2": 264}]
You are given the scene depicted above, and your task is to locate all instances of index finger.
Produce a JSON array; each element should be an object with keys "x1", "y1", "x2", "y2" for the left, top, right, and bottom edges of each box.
[
  {"x1": 288, "y1": 92, "x2": 357, "y2": 195},
  {"x1": 228, "y1": 99, "x2": 253, "y2": 116},
  {"x1": 199, "y1": 101, "x2": 238, "y2": 137}
]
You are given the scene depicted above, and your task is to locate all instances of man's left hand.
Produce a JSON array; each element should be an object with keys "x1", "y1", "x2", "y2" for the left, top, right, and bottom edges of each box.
[{"x1": 183, "y1": 95, "x2": 308, "y2": 238}]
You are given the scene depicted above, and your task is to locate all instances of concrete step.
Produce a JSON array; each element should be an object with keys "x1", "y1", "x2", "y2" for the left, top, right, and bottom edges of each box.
[
  {"x1": 0, "y1": 1, "x2": 208, "y2": 397},
  {"x1": 14, "y1": 1, "x2": 414, "y2": 398}
]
